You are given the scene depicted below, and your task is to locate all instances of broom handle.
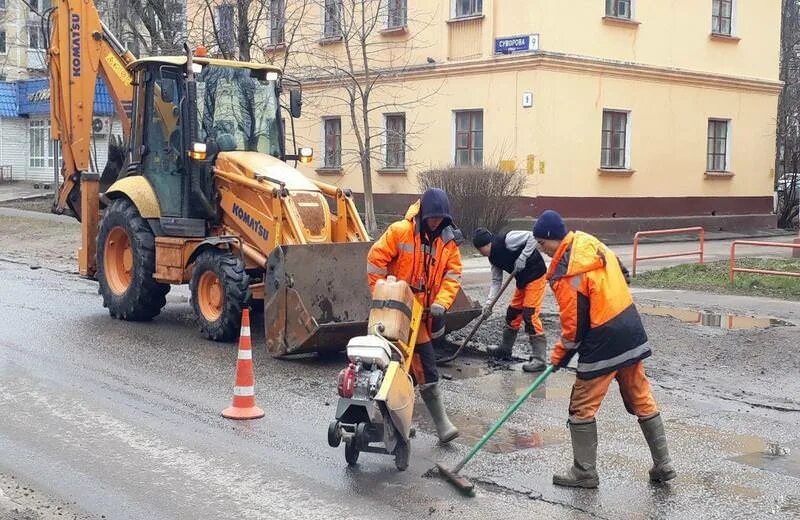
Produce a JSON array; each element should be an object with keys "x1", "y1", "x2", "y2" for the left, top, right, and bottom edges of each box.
[{"x1": 453, "y1": 364, "x2": 556, "y2": 473}]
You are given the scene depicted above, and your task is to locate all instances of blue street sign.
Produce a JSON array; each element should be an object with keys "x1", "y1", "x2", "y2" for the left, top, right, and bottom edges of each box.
[{"x1": 494, "y1": 34, "x2": 540, "y2": 55}]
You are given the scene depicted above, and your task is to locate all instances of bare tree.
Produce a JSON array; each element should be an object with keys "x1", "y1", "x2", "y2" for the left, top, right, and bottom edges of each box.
[
  {"x1": 96, "y1": 0, "x2": 186, "y2": 56},
  {"x1": 300, "y1": 0, "x2": 440, "y2": 235},
  {"x1": 776, "y1": 0, "x2": 800, "y2": 229}
]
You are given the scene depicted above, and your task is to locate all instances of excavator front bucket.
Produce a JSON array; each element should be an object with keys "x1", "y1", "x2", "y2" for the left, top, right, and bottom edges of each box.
[{"x1": 264, "y1": 242, "x2": 481, "y2": 357}]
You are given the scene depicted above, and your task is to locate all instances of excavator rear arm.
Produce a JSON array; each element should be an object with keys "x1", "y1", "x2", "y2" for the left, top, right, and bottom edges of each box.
[{"x1": 48, "y1": 0, "x2": 136, "y2": 275}]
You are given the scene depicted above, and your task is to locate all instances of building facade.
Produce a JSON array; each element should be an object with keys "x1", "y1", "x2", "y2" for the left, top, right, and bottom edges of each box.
[{"x1": 189, "y1": 0, "x2": 783, "y2": 229}]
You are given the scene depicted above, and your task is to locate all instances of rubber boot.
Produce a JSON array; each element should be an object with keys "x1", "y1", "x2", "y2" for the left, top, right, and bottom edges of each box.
[
  {"x1": 522, "y1": 333, "x2": 548, "y2": 373},
  {"x1": 419, "y1": 383, "x2": 459, "y2": 444},
  {"x1": 639, "y1": 413, "x2": 677, "y2": 483},
  {"x1": 487, "y1": 326, "x2": 517, "y2": 359},
  {"x1": 553, "y1": 420, "x2": 600, "y2": 488}
]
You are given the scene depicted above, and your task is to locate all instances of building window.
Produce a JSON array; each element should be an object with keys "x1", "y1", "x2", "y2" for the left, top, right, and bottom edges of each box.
[
  {"x1": 601, "y1": 110, "x2": 629, "y2": 169},
  {"x1": 0, "y1": 0, "x2": 6, "y2": 10},
  {"x1": 29, "y1": 119, "x2": 54, "y2": 169},
  {"x1": 216, "y1": 4, "x2": 236, "y2": 55},
  {"x1": 454, "y1": 0, "x2": 482, "y2": 18},
  {"x1": 29, "y1": 0, "x2": 51, "y2": 13},
  {"x1": 28, "y1": 25, "x2": 46, "y2": 49},
  {"x1": 0, "y1": 31, "x2": 6, "y2": 54},
  {"x1": 605, "y1": 0, "x2": 632, "y2": 19},
  {"x1": 712, "y1": 0, "x2": 733, "y2": 36},
  {"x1": 270, "y1": 0, "x2": 285, "y2": 45},
  {"x1": 707, "y1": 119, "x2": 730, "y2": 172},
  {"x1": 387, "y1": 0, "x2": 407, "y2": 28},
  {"x1": 454, "y1": 110, "x2": 483, "y2": 166},
  {"x1": 385, "y1": 114, "x2": 406, "y2": 168},
  {"x1": 323, "y1": 117, "x2": 342, "y2": 168},
  {"x1": 324, "y1": 0, "x2": 342, "y2": 39}
]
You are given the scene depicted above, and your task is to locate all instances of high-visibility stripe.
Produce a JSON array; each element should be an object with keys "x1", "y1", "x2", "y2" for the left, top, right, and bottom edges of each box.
[
  {"x1": 238, "y1": 350, "x2": 252, "y2": 360},
  {"x1": 367, "y1": 262, "x2": 387, "y2": 275},
  {"x1": 233, "y1": 386, "x2": 255, "y2": 396},
  {"x1": 240, "y1": 326, "x2": 251, "y2": 336},
  {"x1": 570, "y1": 274, "x2": 583, "y2": 290},
  {"x1": 431, "y1": 326, "x2": 446, "y2": 339},
  {"x1": 398, "y1": 242, "x2": 414, "y2": 253},
  {"x1": 422, "y1": 244, "x2": 437, "y2": 257},
  {"x1": 562, "y1": 338, "x2": 578, "y2": 350},
  {"x1": 444, "y1": 271, "x2": 462, "y2": 281},
  {"x1": 577, "y1": 343, "x2": 650, "y2": 373}
]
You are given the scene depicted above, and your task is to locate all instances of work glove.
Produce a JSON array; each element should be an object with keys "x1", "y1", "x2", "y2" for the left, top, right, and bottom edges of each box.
[
  {"x1": 549, "y1": 342, "x2": 573, "y2": 371},
  {"x1": 514, "y1": 257, "x2": 527, "y2": 273},
  {"x1": 430, "y1": 303, "x2": 446, "y2": 317}
]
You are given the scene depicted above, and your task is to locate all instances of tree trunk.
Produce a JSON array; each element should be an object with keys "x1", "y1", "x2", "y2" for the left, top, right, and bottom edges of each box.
[{"x1": 361, "y1": 136, "x2": 377, "y2": 237}]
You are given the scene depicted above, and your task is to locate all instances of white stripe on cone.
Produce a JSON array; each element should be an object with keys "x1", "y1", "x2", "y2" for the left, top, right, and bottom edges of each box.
[
  {"x1": 233, "y1": 386, "x2": 255, "y2": 396},
  {"x1": 237, "y1": 350, "x2": 252, "y2": 360},
  {"x1": 240, "y1": 326, "x2": 251, "y2": 336}
]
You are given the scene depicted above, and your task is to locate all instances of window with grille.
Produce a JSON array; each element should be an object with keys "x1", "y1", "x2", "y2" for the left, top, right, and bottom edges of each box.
[
  {"x1": 216, "y1": 4, "x2": 235, "y2": 55},
  {"x1": 385, "y1": 114, "x2": 406, "y2": 168},
  {"x1": 712, "y1": 0, "x2": 733, "y2": 35},
  {"x1": 454, "y1": 0, "x2": 482, "y2": 18},
  {"x1": 707, "y1": 119, "x2": 730, "y2": 171},
  {"x1": 28, "y1": 25, "x2": 46, "y2": 49},
  {"x1": 29, "y1": 119, "x2": 54, "y2": 169},
  {"x1": 387, "y1": 0, "x2": 407, "y2": 28},
  {"x1": 601, "y1": 110, "x2": 629, "y2": 169},
  {"x1": 323, "y1": 117, "x2": 342, "y2": 168},
  {"x1": 324, "y1": 0, "x2": 342, "y2": 39},
  {"x1": 454, "y1": 110, "x2": 483, "y2": 166},
  {"x1": 270, "y1": 0, "x2": 285, "y2": 45},
  {"x1": 605, "y1": 0, "x2": 631, "y2": 19}
]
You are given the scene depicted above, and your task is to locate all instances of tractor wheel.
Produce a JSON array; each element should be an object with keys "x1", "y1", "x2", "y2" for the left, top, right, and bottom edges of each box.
[
  {"x1": 96, "y1": 198, "x2": 170, "y2": 321},
  {"x1": 190, "y1": 249, "x2": 249, "y2": 341}
]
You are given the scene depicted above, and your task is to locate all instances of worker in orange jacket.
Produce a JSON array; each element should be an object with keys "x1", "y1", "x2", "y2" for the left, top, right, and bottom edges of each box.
[
  {"x1": 367, "y1": 188, "x2": 461, "y2": 443},
  {"x1": 533, "y1": 210, "x2": 676, "y2": 488}
]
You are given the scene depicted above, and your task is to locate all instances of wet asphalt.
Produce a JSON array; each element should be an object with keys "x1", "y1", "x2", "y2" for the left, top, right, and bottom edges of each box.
[{"x1": 1, "y1": 259, "x2": 800, "y2": 519}]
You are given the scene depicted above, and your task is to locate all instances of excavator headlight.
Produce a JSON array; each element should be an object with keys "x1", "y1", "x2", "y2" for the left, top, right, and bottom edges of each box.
[
  {"x1": 266, "y1": 72, "x2": 279, "y2": 81},
  {"x1": 189, "y1": 142, "x2": 207, "y2": 160},
  {"x1": 298, "y1": 147, "x2": 313, "y2": 164}
]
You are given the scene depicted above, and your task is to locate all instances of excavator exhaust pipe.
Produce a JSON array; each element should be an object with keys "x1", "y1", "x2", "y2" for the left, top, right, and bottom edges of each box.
[{"x1": 264, "y1": 243, "x2": 481, "y2": 357}]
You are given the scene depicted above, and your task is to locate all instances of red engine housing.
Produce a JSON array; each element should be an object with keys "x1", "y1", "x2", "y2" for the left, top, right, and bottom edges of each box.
[{"x1": 337, "y1": 363, "x2": 356, "y2": 398}]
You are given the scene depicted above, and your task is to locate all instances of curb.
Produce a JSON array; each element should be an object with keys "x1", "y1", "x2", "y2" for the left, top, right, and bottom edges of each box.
[{"x1": 0, "y1": 193, "x2": 53, "y2": 203}]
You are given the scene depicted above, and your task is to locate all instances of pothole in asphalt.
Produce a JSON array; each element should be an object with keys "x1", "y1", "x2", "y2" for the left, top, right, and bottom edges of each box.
[
  {"x1": 638, "y1": 305, "x2": 794, "y2": 330},
  {"x1": 730, "y1": 444, "x2": 800, "y2": 479}
]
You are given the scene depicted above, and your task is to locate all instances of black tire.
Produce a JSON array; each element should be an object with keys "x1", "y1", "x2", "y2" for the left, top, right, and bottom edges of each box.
[
  {"x1": 328, "y1": 421, "x2": 341, "y2": 448},
  {"x1": 345, "y1": 440, "x2": 360, "y2": 466},
  {"x1": 394, "y1": 438, "x2": 410, "y2": 471},
  {"x1": 190, "y1": 248, "x2": 249, "y2": 341},
  {"x1": 96, "y1": 198, "x2": 169, "y2": 321}
]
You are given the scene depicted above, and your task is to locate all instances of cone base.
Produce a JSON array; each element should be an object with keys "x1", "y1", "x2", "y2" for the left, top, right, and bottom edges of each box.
[{"x1": 222, "y1": 405, "x2": 265, "y2": 420}]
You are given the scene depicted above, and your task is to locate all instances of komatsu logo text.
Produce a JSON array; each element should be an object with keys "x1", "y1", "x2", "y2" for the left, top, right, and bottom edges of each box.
[
  {"x1": 71, "y1": 14, "x2": 81, "y2": 77},
  {"x1": 232, "y1": 203, "x2": 269, "y2": 240}
]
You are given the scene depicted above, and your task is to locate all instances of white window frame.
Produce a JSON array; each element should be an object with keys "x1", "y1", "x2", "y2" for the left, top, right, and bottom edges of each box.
[
  {"x1": 452, "y1": 109, "x2": 484, "y2": 166},
  {"x1": 29, "y1": 119, "x2": 54, "y2": 169},
  {"x1": 383, "y1": 113, "x2": 406, "y2": 169},
  {"x1": 451, "y1": 0, "x2": 482, "y2": 19},
  {"x1": 707, "y1": 118, "x2": 732, "y2": 172},
  {"x1": 322, "y1": 0, "x2": 343, "y2": 40},
  {"x1": 269, "y1": 0, "x2": 285, "y2": 45},
  {"x1": 600, "y1": 109, "x2": 632, "y2": 170},
  {"x1": 605, "y1": 0, "x2": 634, "y2": 20},
  {"x1": 712, "y1": 0, "x2": 737, "y2": 36},
  {"x1": 321, "y1": 116, "x2": 342, "y2": 169},
  {"x1": 386, "y1": 0, "x2": 407, "y2": 29}
]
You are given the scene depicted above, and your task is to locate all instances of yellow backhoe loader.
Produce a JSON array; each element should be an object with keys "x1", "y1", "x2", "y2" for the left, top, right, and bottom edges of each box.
[{"x1": 46, "y1": 0, "x2": 479, "y2": 356}]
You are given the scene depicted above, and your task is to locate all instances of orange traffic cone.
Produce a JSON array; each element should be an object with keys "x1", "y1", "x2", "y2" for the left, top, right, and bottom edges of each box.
[{"x1": 222, "y1": 308, "x2": 265, "y2": 420}]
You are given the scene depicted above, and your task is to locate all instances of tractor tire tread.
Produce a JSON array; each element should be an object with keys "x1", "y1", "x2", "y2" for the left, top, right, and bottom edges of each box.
[{"x1": 190, "y1": 249, "x2": 249, "y2": 341}]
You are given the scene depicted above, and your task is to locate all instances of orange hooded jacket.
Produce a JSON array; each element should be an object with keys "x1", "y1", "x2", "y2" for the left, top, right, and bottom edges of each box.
[
  {"x1": 548, "y1": 231, "x2": 650, "y2": 379},
  {"x1": 367, "y1": 200, "x2": 463, "y2": 311}
]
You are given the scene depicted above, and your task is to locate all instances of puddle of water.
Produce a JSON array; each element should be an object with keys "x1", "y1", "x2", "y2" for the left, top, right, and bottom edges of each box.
[
  {"x1": 730, "y1": 446, "x2": 800, "y2": 479},
  {"x1": 439, "y1": 362, "x2": 492, "y2": 380},
  {"x1": 638, "y1": 305, "x2": 793, "y2": 330}
]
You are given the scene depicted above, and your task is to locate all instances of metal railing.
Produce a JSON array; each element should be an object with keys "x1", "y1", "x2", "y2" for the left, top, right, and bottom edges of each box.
[
  {"x1": 729, "y1": 241, "x2": 800, "y2": 283},
  {"x1": 632, "y1": 227, "x2": 705, "y2": 276}
]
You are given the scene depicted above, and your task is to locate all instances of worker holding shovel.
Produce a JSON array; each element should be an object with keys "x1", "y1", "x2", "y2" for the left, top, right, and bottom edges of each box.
[
  {"x1": 533, "y1": 210, "x2": 676, "y2": 488},
  {"x1": 472, "y1": 227, "x2": 549, "y2": 372}
]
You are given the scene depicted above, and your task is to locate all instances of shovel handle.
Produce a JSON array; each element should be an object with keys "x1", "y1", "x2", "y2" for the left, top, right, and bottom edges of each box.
[{"x1": 453, "y1": 364, "x2": 555, "y2": 473}]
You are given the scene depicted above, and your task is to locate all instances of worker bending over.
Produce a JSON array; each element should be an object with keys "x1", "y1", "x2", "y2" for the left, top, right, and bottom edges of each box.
[
  {"x1": 367, "y1": 188, "x2": 461, "y2": 443},
  {"x1": 533, "y1": 210, "x2": 676, "y2": 488},
  {"x1": 472, "y1": 227, "x2": 549, "y2": 372}
]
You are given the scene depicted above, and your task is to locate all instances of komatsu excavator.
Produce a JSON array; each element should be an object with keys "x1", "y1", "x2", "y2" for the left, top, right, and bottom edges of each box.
[{"x1": 46, "y1": 0, "x2": 479, "y2": 355}]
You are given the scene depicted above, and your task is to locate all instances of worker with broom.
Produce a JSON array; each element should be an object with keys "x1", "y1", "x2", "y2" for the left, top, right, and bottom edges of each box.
[
  {"x1": 532, "y1": 210, "x2": 676, "y2": 488},
  {"x1": 367, "y1": 188, "x2": 462, "y2": 444},
  {"x1": 472, "y1": 227, "x2": 549, "y2": 372}
]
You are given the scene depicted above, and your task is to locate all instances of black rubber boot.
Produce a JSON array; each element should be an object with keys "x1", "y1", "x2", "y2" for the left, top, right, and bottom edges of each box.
[
  {"x1": 487, "y1": 326, "x2": 517, "y2": 359},
  {"x1": 639, "y1": 413, "x2": 677, "y2": 483},
  {"x1": 419, "y1": 383, "x2": 459, "y2": 443},
  {"x1": 522, "y1": 334, "x2": 548, "y2": 372},
  {"x1": 553, "y1": 420, "x2": 600, "y2": 488}
]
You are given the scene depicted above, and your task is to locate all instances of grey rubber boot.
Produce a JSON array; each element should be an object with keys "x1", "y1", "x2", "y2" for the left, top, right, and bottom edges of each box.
[
  {"x1": 639, "y1": 413, "x2": 677, "y2": 483},
  {"x1": 553, "y1": 420, "x2": 600, "y2": 488},
  {"x1": 487, "y1": 325, "x2": 517, "y2": 359},
  {"x1": 522, "y1": 333, "x2": 548, "y2": 372},
  {"x1": 419, "y1": 383, "x2": 459, "y2": 444}
]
